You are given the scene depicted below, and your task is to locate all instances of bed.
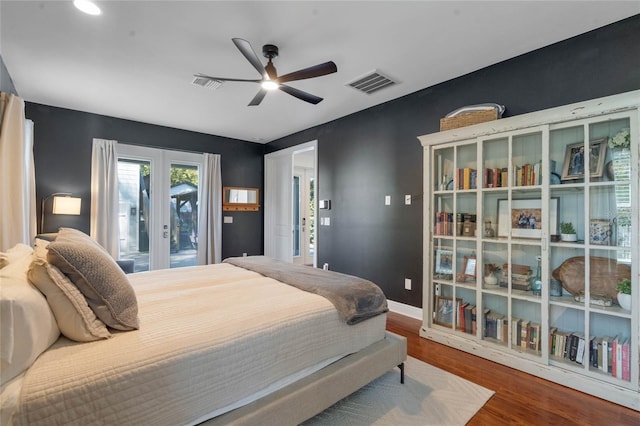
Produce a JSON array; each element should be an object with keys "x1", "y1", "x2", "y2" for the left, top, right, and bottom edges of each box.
[{"x1": 0, "y1": 229, "x2": 406, "y2": 425}]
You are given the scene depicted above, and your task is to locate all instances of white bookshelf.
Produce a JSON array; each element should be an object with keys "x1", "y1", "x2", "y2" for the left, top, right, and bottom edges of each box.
[{"x1": 418, "y1": 90, "x2": 640, "y2": 410}]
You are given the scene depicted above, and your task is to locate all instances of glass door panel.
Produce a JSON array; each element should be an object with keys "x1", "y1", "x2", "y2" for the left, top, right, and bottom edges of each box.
[
  {"x1": 169, "y1": 163, "x2": 199, "y2": 269},
  {"x1": 118, "y1": 158, "x2": 151, "y2": 272}
]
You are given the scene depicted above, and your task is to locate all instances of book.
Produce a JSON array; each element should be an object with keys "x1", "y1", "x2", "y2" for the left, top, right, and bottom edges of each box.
[
  {"x1": 601, "y1": 336, "x2": 611, "y2": 373},
  {"x1": 549, "y1": 327, "x2": 557, "y2": 355},
  {"x1": 621, "y1": 339, "x2": 630, "y2": 381},
  {"x1": 513, "y1": 318, "x2": 522, "y2": 347},
  {"x1": 520, "y1": 320, "x2": 529, "y2": 350},
  {"x1": 464, "y1": 304, "x2": 474, "y2": 335},
  {"x1": 575, "y1": 333, "x2": 586, "y2": 364},
  {"x1": 590, "y1": 337, "x2": 600, "y2": 368},
  {"x1": 614, "y1": 336, "x2": 622, "y2": 378}
]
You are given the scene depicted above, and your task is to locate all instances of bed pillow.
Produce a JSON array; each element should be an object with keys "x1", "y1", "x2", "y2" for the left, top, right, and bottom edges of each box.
[
  {"x1": 47, "y1": 238, "x2": 139, "y2": 331},
  {"x1": 28, "y1": 240, "x2": 111, "y2": 342},
  {"x1": 0, "y1": 243, "x2": 35, "y2": 275},
  {"x1": 0, "y1": 251, "x2": 60, "y2": 383}
]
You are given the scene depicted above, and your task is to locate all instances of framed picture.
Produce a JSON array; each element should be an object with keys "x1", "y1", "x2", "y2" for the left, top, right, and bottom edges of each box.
[
  {"x1": 434, "y1": 296, "x2": 461, "y2": 327},
  {"x1": 497, "y1": 198, "x2": 559, "y2": 238},
  {"x1": 434, "y1": 248, "x2": 453, "y2": 278},
  {"x1": 561, "y1": 138, "x2": 607, "y2": 181},
  {"x1": 462, "y1": 255, "x2": 477, "y2": 280}
]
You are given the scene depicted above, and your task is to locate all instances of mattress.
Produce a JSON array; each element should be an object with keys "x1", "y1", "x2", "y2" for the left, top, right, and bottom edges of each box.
[{"x1": 10, "y1": 263, "x2": 386, "y2": 425}]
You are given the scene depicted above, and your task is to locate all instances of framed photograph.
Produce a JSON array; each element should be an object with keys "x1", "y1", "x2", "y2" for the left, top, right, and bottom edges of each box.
[
  {"x1": 497, "y1": 198, "x2": 559, "y2": 238},
  {"x1": 434, "y1": 248, "x2": 453, "y2": 280},
  {"x1": 462, "y1": 255, "x2": 477, "y2": 280},
  {"x1": 434, "y1": 296, "x2": 461, "y2": 326},
  {"x1": 561, "y1": 138, "x2": 607, "y2": 181}
]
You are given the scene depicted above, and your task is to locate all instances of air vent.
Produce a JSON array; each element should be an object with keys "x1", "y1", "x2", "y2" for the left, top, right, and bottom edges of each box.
[
  {"x1": 346, "y1": 70, "x2": 397, "y2": 94},
  {"x1": 191, "y1": 76, "x2": 224, "y2": 90}
]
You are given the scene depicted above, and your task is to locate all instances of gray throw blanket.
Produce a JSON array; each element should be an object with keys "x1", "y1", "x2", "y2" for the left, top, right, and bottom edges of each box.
[{"x1": 224, "y1": 256, "x2": 388, "y2": 325}]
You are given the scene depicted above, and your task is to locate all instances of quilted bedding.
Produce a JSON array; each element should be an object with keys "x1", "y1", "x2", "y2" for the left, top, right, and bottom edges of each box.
[{"x1": 11, "y1": 263, "x2": 386, "y2": 425}]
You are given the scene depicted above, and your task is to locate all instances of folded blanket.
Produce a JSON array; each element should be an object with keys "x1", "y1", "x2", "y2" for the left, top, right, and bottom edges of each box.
[{"x1": 224, "y1": 256, "x2": 388, "y2": 325}]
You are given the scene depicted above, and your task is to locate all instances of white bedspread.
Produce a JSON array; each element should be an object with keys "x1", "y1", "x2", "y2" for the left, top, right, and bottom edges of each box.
[{"x1": 11, "y1": 263, "x2": 386, "y2": 425}]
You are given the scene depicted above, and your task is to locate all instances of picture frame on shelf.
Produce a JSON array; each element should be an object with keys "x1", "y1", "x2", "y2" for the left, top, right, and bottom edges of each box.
[
  {"x1": 497, "y1": 198, "x2": 559, "y2": 238},
  {"x1": 561, "y1": 138, "x2": 607, "y2": 181},
  {"x1": 434, "y1": 248, "x2": 453, "y2": 280},
  {"x1": 434, "y1": 296, "x2": 461, "y2": 327},
  {"x1": 462, "y1": 255, "x2": 477, "y2": 280}
]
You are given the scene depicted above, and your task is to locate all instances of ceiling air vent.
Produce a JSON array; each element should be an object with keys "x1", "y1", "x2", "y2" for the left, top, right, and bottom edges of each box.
[
  {"x1": 191, "y1": 76, "x2": 224, "y2": 90},
  {"x1": 346, "y1": 70, "x2": 397, "y2": 95}
]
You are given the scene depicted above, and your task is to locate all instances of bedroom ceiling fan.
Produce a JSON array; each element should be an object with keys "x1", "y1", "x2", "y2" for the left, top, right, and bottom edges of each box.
[{"x1": 195, "y1": 38, "x2": 337, "y2": 106}]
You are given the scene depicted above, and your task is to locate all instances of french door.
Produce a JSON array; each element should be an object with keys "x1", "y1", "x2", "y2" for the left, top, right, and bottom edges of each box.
[{"x1": 117, "y1": 145, "x2": 203, "y2": 272}]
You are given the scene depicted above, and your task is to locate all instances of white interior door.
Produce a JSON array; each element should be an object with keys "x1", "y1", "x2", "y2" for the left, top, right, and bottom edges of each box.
[
  {"x1": 265, "y1": 152, "x2": 293, "y2": 262},
  {"x1": 264, "y1": 141, "x2": 317, "y2": 265},
  {"x1": 117, "y1": 144, "x2": 203, "y2": 271}
]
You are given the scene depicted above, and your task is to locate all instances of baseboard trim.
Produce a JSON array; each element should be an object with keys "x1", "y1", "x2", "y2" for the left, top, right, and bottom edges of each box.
[{"x1": 387, "y1": 300, "x2": 422, "y2": 320}]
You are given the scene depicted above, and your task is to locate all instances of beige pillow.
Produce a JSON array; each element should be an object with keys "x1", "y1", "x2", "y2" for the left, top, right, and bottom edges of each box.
[
  {"x1": 47, "y1": 239, "x2": 139, "y2": 331},
  {"x1": 28, "y1": 250, "x2": 111, "y2": 342}
]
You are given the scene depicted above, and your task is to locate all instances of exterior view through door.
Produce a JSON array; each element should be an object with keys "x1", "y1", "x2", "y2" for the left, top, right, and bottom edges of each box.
[{"x1": 117, "y1": 144, "x2": 204, "y2": 272}]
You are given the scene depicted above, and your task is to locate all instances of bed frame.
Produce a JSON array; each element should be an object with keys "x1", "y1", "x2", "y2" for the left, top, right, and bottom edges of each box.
[{"x1": 203, "y1": 331, "x2": 407, "y2": 425}]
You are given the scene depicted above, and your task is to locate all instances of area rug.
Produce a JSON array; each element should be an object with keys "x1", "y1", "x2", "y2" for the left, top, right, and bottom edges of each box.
[{"x1": 302, "y1": 356, "x2": 494, "y2": 426}]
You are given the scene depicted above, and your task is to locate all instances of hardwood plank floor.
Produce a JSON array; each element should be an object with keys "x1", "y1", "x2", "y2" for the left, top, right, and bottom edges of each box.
[{"x1": 386, "y1": 311, "x2": 640, "y2": 425}]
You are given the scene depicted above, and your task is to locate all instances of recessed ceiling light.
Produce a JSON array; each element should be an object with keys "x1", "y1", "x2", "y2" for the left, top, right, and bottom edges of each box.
[{"x1": 73, "y1": 0, "x2": 101, "y2": 16}]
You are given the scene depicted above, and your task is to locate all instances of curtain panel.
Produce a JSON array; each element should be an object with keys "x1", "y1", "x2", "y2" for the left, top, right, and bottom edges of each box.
[
  {"x1": 197, "y1": 153, "x2": 222, "y2": 264},
  {"x1": 90, "y1": 139, "x2": 119, "y2": 258},
  {"x1": 0, "y1": 93, "x2": 36, "y2": 251}
]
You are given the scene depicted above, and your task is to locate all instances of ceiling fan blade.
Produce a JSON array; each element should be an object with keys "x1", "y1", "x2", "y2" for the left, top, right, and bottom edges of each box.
[
  {"x1": 194, "y1": 73, "x2": 261, "y2": 83},
  {"x1": 278, "y1": 84, "x2": 323, "y2": 105},
  {"x1": 277, "y1": 61, "x2": 337, "y2": 84},
  {"x1": 232, "y1": 38, "x2": 267, "y2": 78},
  {"x1": 248, "y1": 88, "x2": 268, "y2": 106}
]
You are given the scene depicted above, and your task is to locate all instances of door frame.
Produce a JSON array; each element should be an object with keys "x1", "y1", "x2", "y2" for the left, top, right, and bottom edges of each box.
[
  {"x1": 264, "y1": 140, "x2": 317, "y2": 267},
  {"x1": 117, "y1": 144, "x2": 203, "y2": 270}
]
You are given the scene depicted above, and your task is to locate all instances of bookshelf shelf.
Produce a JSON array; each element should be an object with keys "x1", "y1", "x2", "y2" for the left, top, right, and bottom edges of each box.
[{"x1": 419, "y1": 90, "x2": 640, "y2": 411}]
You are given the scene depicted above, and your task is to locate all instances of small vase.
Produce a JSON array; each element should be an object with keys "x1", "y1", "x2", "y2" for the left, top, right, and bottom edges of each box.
[
  {"x1": 484, "y1": 272, "x2": 498, "y2": 286},
  {"x1": 617, "y1": 292, "x2": 631, "y2": 311},
  {"x1": 611, "y1": 148, "x2": 631, "y2": 181}
]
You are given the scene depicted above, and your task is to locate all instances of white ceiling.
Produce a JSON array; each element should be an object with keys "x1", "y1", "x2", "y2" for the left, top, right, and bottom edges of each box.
[{"x1": 2, "y1": 1, "x2": 638, "y2": 144}]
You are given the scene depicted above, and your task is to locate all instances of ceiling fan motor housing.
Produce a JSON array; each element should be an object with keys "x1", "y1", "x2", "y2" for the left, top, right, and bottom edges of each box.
[{"x1": 262, "y1": 44, "x2": 279, "y2": 59}]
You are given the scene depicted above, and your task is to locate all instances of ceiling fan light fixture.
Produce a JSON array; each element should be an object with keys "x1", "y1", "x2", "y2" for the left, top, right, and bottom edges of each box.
[
  {"x1": 73, "y1": 0, "x2": 102, "y2": 15},
  {"x1": 262, "y1": 80, "x2": 279, "y2": 91}
]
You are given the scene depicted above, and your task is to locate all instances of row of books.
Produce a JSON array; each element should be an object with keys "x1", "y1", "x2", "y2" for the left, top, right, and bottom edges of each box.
[
  {"x1": 455, "y1": 167, "x2": 477, "y2": 190},
  {"x1": 434, "y1": 211, "x2": 454, "y2": 236},
  {"x1": 550, "y1": 329, "x2": 631, "y2": 381},
  {"x1": 514, "y1": 162, "x2": 542, "y2": 187},
  {"x1": 484, "y1": 314, "x2": 542, "y2": 352},
  {"x1": 455, "y1": 301, "x2": 477, "y2": 335},
  {"x1": 483, "y1": 167, "x2": 508, "y2": 188}
]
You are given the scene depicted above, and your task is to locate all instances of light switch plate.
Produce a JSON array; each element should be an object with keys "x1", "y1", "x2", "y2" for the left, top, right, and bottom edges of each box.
[
  {"x1": 385, "y1": 195, "x2": 391, "y2": 205},
  {"x1": 405, "y1": 195, "x2": 411, "y2": 205},
  {"x1": 223, "y1": 216, "x2": 233, "y2": 224}
]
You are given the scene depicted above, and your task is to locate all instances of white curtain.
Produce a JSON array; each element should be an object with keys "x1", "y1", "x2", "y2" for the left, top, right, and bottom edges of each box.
[
  {"x1": 90, "y1": 138, "x2": 119, "y2": 258},
  {"x1": 0, "y1": 93, "x2": 36, "y2": 251},
  {"x1": 197, "y1": 153, "x2": 222, "y2": 264}
]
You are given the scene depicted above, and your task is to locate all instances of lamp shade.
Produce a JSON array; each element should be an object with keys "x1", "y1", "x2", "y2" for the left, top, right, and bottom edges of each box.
[{"x1": 52, "y1": 196, "x2": 82, "y2": 215}]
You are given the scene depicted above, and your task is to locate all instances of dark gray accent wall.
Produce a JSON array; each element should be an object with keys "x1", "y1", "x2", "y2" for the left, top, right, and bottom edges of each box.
[
  {"x1": 26, "y1": 103, "x2": 265, "y2": 259},
  {"x1": 266, "y1": 15, "x2": 640, "y2": 308}
]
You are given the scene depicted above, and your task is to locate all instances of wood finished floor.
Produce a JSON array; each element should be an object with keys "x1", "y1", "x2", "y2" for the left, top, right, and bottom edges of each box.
[{"x1": 386, "y1": 311, "x2": 640, "y2": 425}]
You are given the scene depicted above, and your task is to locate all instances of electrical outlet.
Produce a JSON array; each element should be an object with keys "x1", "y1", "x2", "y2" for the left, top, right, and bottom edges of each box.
[{"x1": 404, "y1": 278, "x2": 412, "y2": 290}]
